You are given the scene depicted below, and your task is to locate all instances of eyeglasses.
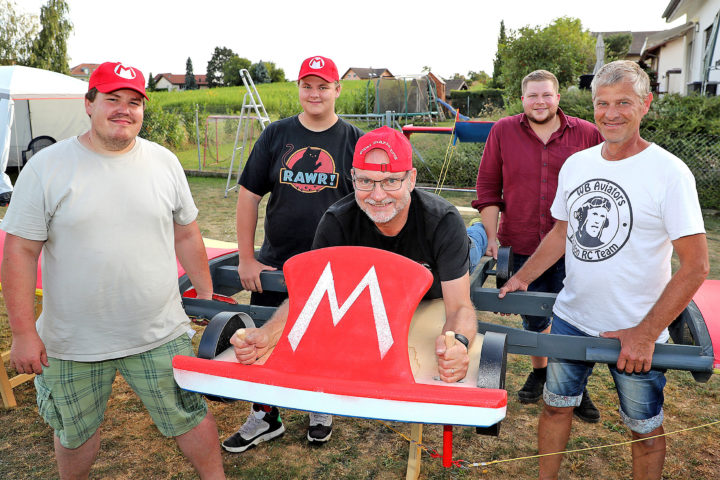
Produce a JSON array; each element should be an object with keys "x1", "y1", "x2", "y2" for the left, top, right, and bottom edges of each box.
[{"x1": 352, "y1": 172, "x2": 409, "y2": 191}]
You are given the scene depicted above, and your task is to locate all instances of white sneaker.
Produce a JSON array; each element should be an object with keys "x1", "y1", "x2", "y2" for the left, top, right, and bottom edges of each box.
[
  {"x1": 222, "y1": 406, "x2": 285, "y2": 453},
  {"x1": 307, "y1": 412, "x2": 333, "y2": 443}
]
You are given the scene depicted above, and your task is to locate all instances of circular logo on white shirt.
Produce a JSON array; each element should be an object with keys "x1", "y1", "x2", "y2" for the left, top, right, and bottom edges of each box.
[{"x1": 567, "y1": 178, "x2": 632, "y2": 262}]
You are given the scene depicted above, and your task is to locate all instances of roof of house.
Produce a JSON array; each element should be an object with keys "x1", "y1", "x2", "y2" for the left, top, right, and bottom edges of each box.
[
  {"x1": 154, "y1": 73, "x2": 208, "y2": 86},
  {"x1": 70, "y1": 63, "x2": 100, "y2": 76},
  {"x1": 445, "y1": 78, "x2": 468, "y2": 91},
  {"x1": 342, "y1": 67, "x2": 392, "y2": 79},
  {"x1": 593, "y1": 31, "x2": 660, "y2": 56},
  {"x1": 642, "y1": 22, "x2": 697, "y2": 55},
  {"x1": 662, "y1": 0, "x2": 683, "y2": 22}
]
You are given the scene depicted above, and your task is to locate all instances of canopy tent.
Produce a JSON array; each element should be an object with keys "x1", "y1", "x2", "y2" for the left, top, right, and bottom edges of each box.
[{"x1": 0, "y1": 66, "x2": 90, "y2": 191}]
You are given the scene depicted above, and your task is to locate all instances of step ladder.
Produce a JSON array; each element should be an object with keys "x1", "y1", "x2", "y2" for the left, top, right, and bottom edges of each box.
[{"x1": 224, "y1": 69, "x2": 271, "y2": 197}]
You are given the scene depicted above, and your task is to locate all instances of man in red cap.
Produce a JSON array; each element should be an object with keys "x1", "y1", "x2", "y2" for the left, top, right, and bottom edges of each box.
[
  {"x1": 229, "y1": 125, "x2": 476, "y2": 439},
  {"x1": 2, "y1": 61, "x2": 225, "y2": 479},
  {"x1": 224, "y1": 55, "x2": 363, "y2": 452}
]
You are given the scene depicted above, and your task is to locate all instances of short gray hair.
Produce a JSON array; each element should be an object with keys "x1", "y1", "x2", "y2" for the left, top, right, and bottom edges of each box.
[{"x1": 591, "y1": 60, "x2": 650, "y2": 100}]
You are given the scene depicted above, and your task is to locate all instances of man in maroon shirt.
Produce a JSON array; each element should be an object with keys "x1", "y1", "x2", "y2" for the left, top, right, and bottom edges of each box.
[{"x1": 471, "y1": 70, "x2": 604, "y2": 422}]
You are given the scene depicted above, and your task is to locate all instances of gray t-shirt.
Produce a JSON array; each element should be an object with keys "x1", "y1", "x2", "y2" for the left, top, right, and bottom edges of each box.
[{"x1": 1, "y1": 136, "x2": 198, "y2": 361}]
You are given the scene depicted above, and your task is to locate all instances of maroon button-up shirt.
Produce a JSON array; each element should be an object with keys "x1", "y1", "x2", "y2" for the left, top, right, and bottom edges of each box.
[{"x1": 471, "y1": 109, "x2": 603, "y2": 255}]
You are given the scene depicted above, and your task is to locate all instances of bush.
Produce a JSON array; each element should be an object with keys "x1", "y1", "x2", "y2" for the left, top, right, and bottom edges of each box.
[
  {"x1": 140, "y1": 100, "x2": 185, "y2": 148},
  {"x1": 411, "y1": 135, "x2": 483, "y2": 187},
  {"x1": 643, "y1": 93, "x2": 720, "y2": 135}
]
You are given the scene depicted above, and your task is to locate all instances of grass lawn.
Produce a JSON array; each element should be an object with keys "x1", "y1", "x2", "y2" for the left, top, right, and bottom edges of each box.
[{"x1": 1, "y1": 175, "x2": 719, "y2": 479}]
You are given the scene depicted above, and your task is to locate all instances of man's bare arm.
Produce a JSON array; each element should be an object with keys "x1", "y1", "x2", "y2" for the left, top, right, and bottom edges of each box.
[
  {"x1": 499, "y1": 220, "x2": 568, "y2": 297},
  {"x1": 236, "y1": 186, "x2": 276, "y2": 293},
  {"x1": 2, "y1": 234, "x2": 47, "y2": 374},
  {"x1": 601, "y1": 233, "x2": 709, "y2": 373},
  {"x1": 435, "y1": 273, "x2": 477, "y2": 382},
  {"x1": 479, "y1": 205, "x2": 500, "y2": 258},
  {"x1": 174, "y1": 221, "x2": 213, "y2": 300}
]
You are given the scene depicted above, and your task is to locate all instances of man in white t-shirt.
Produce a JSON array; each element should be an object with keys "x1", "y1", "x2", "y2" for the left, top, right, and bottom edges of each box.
[
  {"x1": 499, "y1": 60, "x2": 709, "y2": 480},
  {"x1": 1, "y1": 62, "x2": 225, "y2": 479}
]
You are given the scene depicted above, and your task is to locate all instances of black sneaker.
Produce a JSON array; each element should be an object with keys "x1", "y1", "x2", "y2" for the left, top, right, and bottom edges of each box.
[
  {"x1": 222, "y1": 406, "x2": 285, "y2": 453},
  {"x1": 0, "y1": 191, "x2": 11, "y2": 207},
  {"x1": 307, "y1": 412, "x2": 332, "y2": 443},
  {"x1": 518, "y1": 370, "x2": 545, "y2": 404},
  {"x1": 574, "y1": 388, "x2": 600, "y2": 424}
]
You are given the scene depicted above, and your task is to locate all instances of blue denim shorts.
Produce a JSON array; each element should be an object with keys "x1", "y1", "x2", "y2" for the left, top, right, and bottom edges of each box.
[
  {"x1": 466, "y1": 223, "x2": 488, "y2": 274},
  {"x1": 544, "y1": 316, "x2": 667, "y2": 434}
]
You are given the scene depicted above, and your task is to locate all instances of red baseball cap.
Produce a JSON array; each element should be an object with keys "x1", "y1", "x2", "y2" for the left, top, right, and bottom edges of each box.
[
  {"x1": 298, "y1": 56, "x2": 339, "y2": 82},
  {"x1": 89, "y1": 62, "x2": 147, "y2": 99},
  {"x1": 352, "y1": 126, "x2": 413, "y2": 172}
]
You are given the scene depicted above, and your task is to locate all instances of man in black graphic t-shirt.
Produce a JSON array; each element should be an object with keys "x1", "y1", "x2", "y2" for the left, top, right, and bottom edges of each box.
[{"x1": 226, "y1": 55, "x2": 362, "y2": 454}]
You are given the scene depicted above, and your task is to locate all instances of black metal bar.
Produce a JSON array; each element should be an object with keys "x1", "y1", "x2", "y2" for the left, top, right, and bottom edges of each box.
[
  {"x1": 471, "y1": 288, "x2": 556, "y2": 317},
  {"x1": 477, "y1": 322, "x2": 714, "y2": 381}
]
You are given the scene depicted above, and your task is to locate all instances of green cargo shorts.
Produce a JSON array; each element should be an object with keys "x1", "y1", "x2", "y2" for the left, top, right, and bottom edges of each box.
[{"x1": 35, "y1": 334, "x2": 207, "y2": 449}]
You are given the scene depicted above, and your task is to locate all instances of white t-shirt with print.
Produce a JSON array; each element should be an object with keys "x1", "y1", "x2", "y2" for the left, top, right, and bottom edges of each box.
[
  {"x1": 550, "y1": 143, "x2": 705, "y2": 342},
  {"x1": 1, "y1": 136, "x2": 198, "y2": 361}
]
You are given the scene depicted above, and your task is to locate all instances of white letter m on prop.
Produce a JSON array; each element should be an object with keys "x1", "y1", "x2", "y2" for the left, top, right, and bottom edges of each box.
[{"x1": 286, "y1": 262, "x2": 394, "y2": 358}]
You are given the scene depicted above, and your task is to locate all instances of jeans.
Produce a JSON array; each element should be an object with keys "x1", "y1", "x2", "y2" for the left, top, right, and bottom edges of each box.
[
  {"x1": 466, "y1": 222, "x2": 488, "y2": 274},
  {"x1": 544, "y1": 315, "x2": 666, "y2": 434}
]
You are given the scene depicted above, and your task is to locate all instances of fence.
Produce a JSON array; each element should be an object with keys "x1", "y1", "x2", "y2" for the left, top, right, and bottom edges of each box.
[
  {"x1": 644, "y1": 131, "x2": 720, "y2": 210},
  {"x1": 148, "y1": 102, "x2": 720, "y2": 210}
]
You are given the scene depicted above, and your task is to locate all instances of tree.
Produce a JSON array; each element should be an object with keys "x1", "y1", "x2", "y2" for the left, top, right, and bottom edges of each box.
[
  {"x1": 500, "y1": 17, "x2": 595, "y2": 97},
  {"x1": 0, "y1": 0, "x2": 38, "y2": 65},
  {"x1": 147, "y1": 72, "x2": 157, "y2": 92},
  {"x1": 206, "y1": 46, "x2": 235, "y2": 88},
  {"x1": 604, "y1": 33, "x2": 633, "y2": 63},
  {"x1": 467, "y1": 70, "x2": 491, "y2": 86},
  {"x1": 263, "y1": 61, "x2": 286, "y2": 83},
  {"x1": 249, "y1": 61, "x2": 271, "y2": 84},
  {"x1": 222, "y1": 55, "x2": 252, "y2": 86},
  {"x1": 184, "y1": 57, "x2": 198, "y2": 90},
  {"x1": 27, "y1": 0, "x2": 72, "y2": 74},
  {"x1": 490, "y1": 20, "x2": 507, "y2": 88}
]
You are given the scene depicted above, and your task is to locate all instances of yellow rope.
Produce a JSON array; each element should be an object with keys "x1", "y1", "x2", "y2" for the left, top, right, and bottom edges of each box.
[
  {"x1": 433, "y1": 115, "x2": 460, "y2": 195},
  {"x1": 379, "y1": 418, "x2": 720, "y2": 470},
  {"x1": 434, "y1": 138, "x2": 456, "y2": 195}
]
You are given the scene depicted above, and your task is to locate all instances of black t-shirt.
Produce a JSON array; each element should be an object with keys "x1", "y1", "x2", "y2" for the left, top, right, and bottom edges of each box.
[
  {"x1": 239, "y1": 115, "x2": 363, "y2": 268},
  {"x1": 312, "y1": 189, "x2": 470, "y2": 299}
]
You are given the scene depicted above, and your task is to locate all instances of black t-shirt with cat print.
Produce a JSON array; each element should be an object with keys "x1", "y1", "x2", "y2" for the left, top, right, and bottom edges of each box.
[{"x1": 239, "y1": 115, "x2": 363, "y2": 268}]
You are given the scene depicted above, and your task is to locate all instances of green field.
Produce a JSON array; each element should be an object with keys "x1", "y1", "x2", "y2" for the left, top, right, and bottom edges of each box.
[{"x1": 150, "y1": 79, "x2": 374, "y2": 118}]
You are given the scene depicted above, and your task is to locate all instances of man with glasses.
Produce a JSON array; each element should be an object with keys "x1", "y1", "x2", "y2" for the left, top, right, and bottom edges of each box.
[{"x1": 232, "y1": 126, "x2": 476, "y2": 387}]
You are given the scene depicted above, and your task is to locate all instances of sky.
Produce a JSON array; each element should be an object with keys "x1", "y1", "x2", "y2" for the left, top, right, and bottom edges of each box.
[{"x1": 17, "y1": 0, "x2": 687, "y2": 81}]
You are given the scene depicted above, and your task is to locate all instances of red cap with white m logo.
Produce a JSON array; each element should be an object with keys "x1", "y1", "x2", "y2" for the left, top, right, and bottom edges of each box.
[
  {"x1": 298, "y1": 56, "x2": 339, "y2": 82},
  {"x1": 89, "y1": 62, "x2": 147, "y2": 99}
]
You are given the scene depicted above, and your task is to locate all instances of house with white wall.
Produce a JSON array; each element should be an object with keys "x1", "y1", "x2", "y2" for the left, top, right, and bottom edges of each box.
[
  {"x1": 153, "y1": 73, "x2": 208, "y2": 91},
  {"x1": 642, "y1": 0, "x2": 720, "y2": 95}
]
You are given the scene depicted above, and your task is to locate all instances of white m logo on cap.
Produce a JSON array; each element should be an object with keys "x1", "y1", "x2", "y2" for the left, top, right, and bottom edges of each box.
[
  {"x1": 287, "y1": 262, "x2": 393, "y2": 358},
  {"x1": 114, "y1": 64, "x2": 136, "y2": 79},
  {"x1": 308, "y1": 57, "x2": 325, "y2": 70}
]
